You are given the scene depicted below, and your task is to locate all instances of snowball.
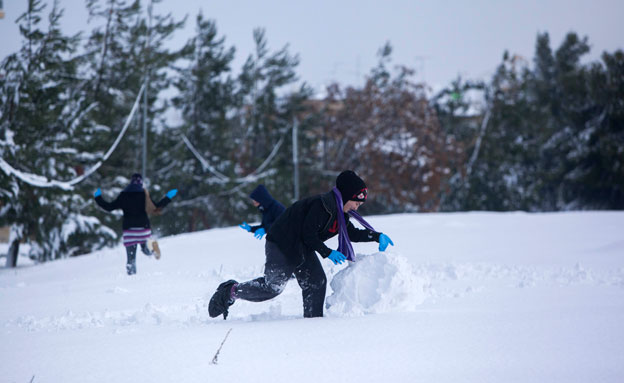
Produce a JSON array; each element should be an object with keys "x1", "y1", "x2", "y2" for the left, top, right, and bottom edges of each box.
[{"x1": 326, "y1": 252, "x2": 428, "y2": 316}]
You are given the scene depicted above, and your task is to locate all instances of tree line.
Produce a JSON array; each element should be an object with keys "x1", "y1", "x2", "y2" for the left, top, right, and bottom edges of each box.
[{"x1": 1, "y1": 0, "x2": 622, "y2": 266}]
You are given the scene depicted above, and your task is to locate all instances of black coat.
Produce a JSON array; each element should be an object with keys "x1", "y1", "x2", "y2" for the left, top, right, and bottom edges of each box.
[
  {"x1": 249, "y1": 185, "x2": 285, "y2": 233},
  {"x1": 266, "y1": 191, "x2": 380, "y2": 264},
  {"x1": 95, "y1": 185, "x2": 171, "y2": 230}
]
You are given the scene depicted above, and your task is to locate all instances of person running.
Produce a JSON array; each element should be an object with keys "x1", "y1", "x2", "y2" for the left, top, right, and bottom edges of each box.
[{"x1": 94, "y1": 173, "x2": 177, "y2": 275}]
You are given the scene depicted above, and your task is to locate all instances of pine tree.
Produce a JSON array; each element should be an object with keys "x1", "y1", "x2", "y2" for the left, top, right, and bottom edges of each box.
[
  {"x1": 446, "y1": 32, "x2": 624, "y2": 211},
  {"x1": 234, "y1": 28, "x2": 302, "y2": 207},
  {"x1": 165, "y1": 13, "x2": 237, "y2": 232},
  {"x1": 166, "y1": 27, "x2": 304, "y2": 233},
  {"x1": 0, "y1": 0, "x2": 115, "y2": 266},
  {"x1": 81, "y1": 0, "x2": 186, "y2": 237}
]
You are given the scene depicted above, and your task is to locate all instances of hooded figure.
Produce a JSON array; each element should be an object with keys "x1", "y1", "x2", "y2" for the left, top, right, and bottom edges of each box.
[
  {"x1": 209, "y1": 170, "x2": 394, "y2": 319},
  {"x1": 94, "y1": 173, "x2": 177, "y2": 275},
  {"x1": 239, "y1": 185, "x2": 285, "y2": 239}
]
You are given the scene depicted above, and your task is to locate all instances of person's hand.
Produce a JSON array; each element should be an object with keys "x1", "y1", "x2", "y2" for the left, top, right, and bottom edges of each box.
[
  {"x1": 254, "y1": 228, "x2": 266, "y2": 240},
  {"x1": 239, "y1": 222, "x2": 252, "y2": 232},
  {"x1": 166, "y1": 189, "x2": 178, "y2": 199},
  {"x1": 328, "y1": 250, "x2": 347, "y2": 265},
  {"x1": 378, "y1": 233, "x2": 394, "y2": 252},
  {"x1": 94, "y1": 188, "x2": 102, "y2": 198}
]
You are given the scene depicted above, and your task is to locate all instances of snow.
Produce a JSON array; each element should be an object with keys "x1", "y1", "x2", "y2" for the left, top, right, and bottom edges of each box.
[{"x1": 1, "y1": 211, "x2": 624, "y2": 382}]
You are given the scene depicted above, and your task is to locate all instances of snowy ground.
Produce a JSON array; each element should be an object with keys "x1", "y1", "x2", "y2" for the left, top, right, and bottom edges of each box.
[{"x1": 1, "y1": 211, "x2": 623, "y2": 382}]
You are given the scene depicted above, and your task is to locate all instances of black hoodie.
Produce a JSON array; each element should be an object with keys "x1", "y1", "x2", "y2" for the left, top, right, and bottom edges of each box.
[{"x1": 249, "y1": 185, "x2": 285, "y2": 233}]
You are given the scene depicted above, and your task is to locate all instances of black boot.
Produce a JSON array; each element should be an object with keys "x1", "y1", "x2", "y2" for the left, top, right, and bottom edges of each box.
[
  {"x1": 126, "y1": 261, "x2": 136, "y2": 275},
  {"x1": 209, "y1": 280, "x2": 238, "y2": 319},
  {"x1": 126, "y1": 245, "x2": 137, "y2": 275}
]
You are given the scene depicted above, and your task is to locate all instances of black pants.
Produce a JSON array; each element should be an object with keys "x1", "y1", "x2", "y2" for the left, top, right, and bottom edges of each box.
[
  {"x1": 125, "y1": 242, "x2": 152, "y2": 270},
  {"x1": 235, "y1": 241, "x2": 327, "y2": 318}
]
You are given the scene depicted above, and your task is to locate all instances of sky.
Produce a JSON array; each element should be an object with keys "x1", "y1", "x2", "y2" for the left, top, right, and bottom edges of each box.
[{"x1": 1, "y1": 0, "x2": 623, "y2": 93}]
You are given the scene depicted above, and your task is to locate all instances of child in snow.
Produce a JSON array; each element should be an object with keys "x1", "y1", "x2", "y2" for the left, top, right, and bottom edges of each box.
[
  {"x1": 94, "y1": 173, "x2": 177, "y2": 275},
  {"x1": 239, "y1": 184, "x2": 285, "y2": 240},
  {"x1": 209, "y1": 170, "x2": 394, "y2": 319}
]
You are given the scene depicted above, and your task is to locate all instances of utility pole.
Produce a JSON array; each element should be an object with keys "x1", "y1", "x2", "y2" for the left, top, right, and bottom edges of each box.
[
  {"x1": 292, "y1": 116, "x2": 300, "y2": 201},
  {"x1": 142, "y1": 1, "x2": 152, "y2": 180}
]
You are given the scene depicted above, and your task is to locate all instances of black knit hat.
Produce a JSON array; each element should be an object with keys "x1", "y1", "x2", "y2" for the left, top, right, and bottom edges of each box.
[
  {"x1": 336, "y1": 170, "x2": 367, "y2": 202},
  {"x1": 130, "y1": 173, "x2": 143, "y2": 185}
]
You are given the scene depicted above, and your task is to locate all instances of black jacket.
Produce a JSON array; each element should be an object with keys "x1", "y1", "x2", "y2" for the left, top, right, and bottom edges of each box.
[
  {"x1": 249, "y1": 185, "x2": 285, "y2": 233},
  {"x1": 95, "y1": 185, "x2": 171, "y2": 230},
  {"x1": 266, "y1": 191, "x2": 380, "y2": 263}
]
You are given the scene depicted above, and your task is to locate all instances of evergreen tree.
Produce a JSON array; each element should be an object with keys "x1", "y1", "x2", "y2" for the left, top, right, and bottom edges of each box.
[
  {"x1": 0, "y1": 0, "x2": 115, "y2": 266},
  {"x1": 165, "y1": 13, "x2": 237, "y2": 232},
  {"x1": 444, "y1": 32, "x2": 624, "y2": 211},
  {"x1": 82, "y1": 0, "x2": 186, "y2": 237},
  {"x1": 163, "y1": 27, "x2": 305, "y2": 233},
  {"x1": 234, "y1": 28, "x2": 302, "y2": 208}
]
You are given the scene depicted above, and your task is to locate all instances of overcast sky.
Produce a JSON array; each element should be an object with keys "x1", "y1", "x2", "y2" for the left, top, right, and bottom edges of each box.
[{"x1": 1, "y1": 0, "x2": 623, "y2": 93}]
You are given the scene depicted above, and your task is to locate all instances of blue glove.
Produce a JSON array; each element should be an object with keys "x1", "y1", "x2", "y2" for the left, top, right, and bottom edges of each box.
[
  {"x1": 166, "y1": 189, "x2": 178, "y2": 199},
  {"x1": 328, "y1": 250, "x2": 347, "y2": 265},
  {"x1": 94, "y1": 188, "x2": 101, "y2": 198},
  {"x1": 239, "y1": 222, "x2": 252, "y2": 232},
  {"x1": 379, "y1": 233, "x2": 394, "y2": 252},
  {"x1": 254, "y1": 227, "x2": 266, "y2": 240}
]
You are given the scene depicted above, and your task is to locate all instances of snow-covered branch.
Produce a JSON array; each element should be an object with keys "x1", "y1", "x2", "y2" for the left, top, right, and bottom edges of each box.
[{"x1": 0, "y1": 84, "x2": 145, "y2": 190}]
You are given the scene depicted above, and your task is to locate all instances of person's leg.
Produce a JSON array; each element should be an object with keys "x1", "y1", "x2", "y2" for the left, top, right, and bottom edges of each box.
[
  {"x1": 234, "y1": 241, "x2": 296, "y2": 302},
  {"x1": 140, "y1": 241, "x2": 152, "y2": 255},
  {"x1": 125, "y1": 245, "x2": 137, "y2": 275},
  {"x1": 294, "y1": 251, "x2": 327, "y2": 318}
]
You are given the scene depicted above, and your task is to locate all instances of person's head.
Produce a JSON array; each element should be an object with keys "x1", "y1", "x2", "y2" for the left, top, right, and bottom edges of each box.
[
  {"x1": 130, "y1": 173, "x2": 143, "y2": 186},
  {"x1": 336, "y1": 170, "x2": 367, "y2": 213},
  {"x1": 249, "y1": 184, "x2": 270, "y2": 208}
]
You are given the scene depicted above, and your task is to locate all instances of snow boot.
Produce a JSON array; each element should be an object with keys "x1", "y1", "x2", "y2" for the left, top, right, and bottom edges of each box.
[
  {"x1": 126, "y1": 261, "x2": 136, "y2": 275},
  {"x1": 147, "y1": 239, "x2": 161, "y2": 260},
  {"x1": 209, "y1": 280, "x2": 238, "y2": 319}
]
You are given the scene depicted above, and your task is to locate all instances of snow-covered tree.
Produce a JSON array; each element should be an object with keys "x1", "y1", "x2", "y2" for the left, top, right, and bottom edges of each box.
[
  {"x1": 0, "y1": 0, "x2": 115, "y2": 266},
  {"x1": 442, "y1": 32, "x2": 624, "y2": 211},
  {"x1": 164, "y1": 13, "x2": 238, "y2": 232},
  {"x1": 81, "y1": 0, "x2": 186, "y2": 237},
  {"x1": 162, "y1": 26, "x2": 306, "y2": 234}
]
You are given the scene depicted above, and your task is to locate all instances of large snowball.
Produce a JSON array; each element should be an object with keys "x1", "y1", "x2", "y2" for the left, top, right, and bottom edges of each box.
[{"x1": 326, "y1": 252, "x2": 428, "y2": 316}]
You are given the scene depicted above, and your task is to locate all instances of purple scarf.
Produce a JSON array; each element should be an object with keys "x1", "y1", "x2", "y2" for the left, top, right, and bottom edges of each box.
[{"x1": 332, "y1": 187, "x2": 375, "y2": 261}]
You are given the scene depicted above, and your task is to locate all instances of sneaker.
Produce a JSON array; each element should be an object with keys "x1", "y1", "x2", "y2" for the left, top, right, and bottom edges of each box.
[
  {"x1": 148, "y1": 239, "x2": 161, "y2": 260},
  {"x1": 208, "y1": 280, "x2": 238, "y2": 319}
]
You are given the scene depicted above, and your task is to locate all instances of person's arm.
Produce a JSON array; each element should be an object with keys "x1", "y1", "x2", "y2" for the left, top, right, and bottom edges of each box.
[
  {"x1": 154, "y1": 196, "x2": 171, "y2": 208},
  {"x1": 347, "y1": 220, "x2": 381, "y2": 243},
  {"x1": 95, "y1": 193, "x2": 122, "y2": 212},
  {"x1": 154, "y1": 189, "x2": 177, "y2": 208},
  {"x1": 301, "y1": 201, "x2": 333, "y2": 258}
]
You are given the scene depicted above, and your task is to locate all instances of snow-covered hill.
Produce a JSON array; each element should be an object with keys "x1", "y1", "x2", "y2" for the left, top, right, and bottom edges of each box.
[{"x1": 1, "y1": 211, "x2": 624, "y2": 382}]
